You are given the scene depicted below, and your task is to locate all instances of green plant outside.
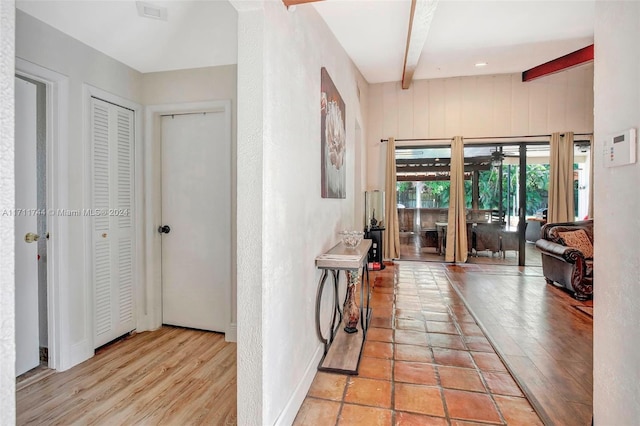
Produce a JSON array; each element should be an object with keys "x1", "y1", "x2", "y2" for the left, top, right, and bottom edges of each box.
[{"x1": 396, "y1": 164, "x2": 551, "y2": 216}]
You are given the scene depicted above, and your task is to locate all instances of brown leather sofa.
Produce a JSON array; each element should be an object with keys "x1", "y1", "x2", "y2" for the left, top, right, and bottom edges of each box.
[{"x1": 535, "y1": 220, "x2": 593, "y2": 300}]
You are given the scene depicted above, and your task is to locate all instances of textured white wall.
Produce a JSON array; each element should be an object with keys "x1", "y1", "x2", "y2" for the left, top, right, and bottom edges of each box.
[
  {"x1": 261, "y1": 2, "x2": 368, "y2": 424},
  {"x1": 233, "y1": 1, "x2": 369, "y2": 423},
  {"x1": 367, "y1": 67, "x2": 594, "y2": 189},
  {"x1": 142, "y1": 65, "x2": 239, "y2": 329},
  {"x1": 354, "y1": 123, "x2": 366, "y2": 229},
  {"x1": 0, "y1": 1, "x2": 16, "y2": 424},
  {"x1": 593, "y1": 2, "x2": 640, "y2": 423},
  {"x1": 16, "y1": 10, "x2": 143, "y2": 367},
  {"x1": 233, "y1": 3, "x2": 265, "y2": 424}
]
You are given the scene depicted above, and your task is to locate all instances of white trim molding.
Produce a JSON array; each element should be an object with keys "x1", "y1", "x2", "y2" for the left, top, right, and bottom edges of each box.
[
  {"x1": 82, "y1": 83, "x2": 143, "y2": 353},
  {"x1": 15, "y1": 57, "x2": 71, "y2": 371},
  {"x1": 227, "y1": 322, "x2": 237, "y2": 343}
]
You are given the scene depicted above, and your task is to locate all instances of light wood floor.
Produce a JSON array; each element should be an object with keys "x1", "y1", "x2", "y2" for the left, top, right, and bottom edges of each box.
[
  {"x1": 445, "y1": 264, "x2": 593, "y2": 426},
  {"x1": 17, "y1": 326, "x2": 237, "y2": 426}
]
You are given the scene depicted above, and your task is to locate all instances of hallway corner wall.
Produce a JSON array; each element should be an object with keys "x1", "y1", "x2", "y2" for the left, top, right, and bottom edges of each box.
[
  {"x1": 261, "y1": 2, "x2": 369, "y2": 424},
  {"x1": 593, "y1": 1, "x2": 640, "y2": 423},
  {"x1": 0, "y1": 0, "x2": 17, "y2": 422}
]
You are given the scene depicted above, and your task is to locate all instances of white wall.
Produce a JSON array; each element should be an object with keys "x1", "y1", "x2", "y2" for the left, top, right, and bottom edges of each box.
[
  {"x1": 143, "y1": 66, "x2": 237, "y2": 107},
  {"x1": 593, "y1": 2, "x2": 640, "y2": 423},
  {"x1": 354, "y1": 122, "x2": 366, "y2": 229},
  {"x1": 262, "y1": 3, "x2": 368, "y2": 423},
  {"x1": 234, "y1": 1, "x2": 369, "y2": 424},
  {"x1": 16, "y1": 10, "x2": 144, "y2": 368},
  {"x1": 234, "y1": 4, "x2": 265, "y2": 423},
  {"x1": 367, "y1": 66, "x2": 594, "y2": 189},
  {"x1": 142, "y1": 65, "x2": 238, "y2": 334},
  {"x1": 0, "y1": 1, "x2": 16, "y2": 423}
]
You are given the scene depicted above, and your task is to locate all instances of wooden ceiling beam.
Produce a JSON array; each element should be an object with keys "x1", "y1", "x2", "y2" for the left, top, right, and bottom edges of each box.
[
  {"x1": 522, "y1": 44, "x2": 594, "y2": 82},
  {"x1": 401, "y1": 0, "x2": 438, "y2": 90},
  {"x1": 282, "y1": 0, "x2": 324, "y2": 8}
]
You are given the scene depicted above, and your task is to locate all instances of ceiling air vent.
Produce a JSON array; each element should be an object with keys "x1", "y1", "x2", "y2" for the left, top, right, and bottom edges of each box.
[{"x1": 136, "y1": 1, "x2": 168, "y2": 21}]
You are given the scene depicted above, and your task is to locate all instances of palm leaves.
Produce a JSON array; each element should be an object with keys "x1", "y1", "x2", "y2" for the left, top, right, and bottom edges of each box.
[{"x1": 476, "y1": 164, "x2": 549, "y2": 215}]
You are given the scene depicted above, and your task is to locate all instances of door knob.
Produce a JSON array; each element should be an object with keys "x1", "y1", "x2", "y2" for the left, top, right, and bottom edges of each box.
[
  {"x1": 158, "y1": 225, "x2": 171, "y2": 234},
  {"x1": 24, "y1": 232, "x2": 40, "y2": 243}
]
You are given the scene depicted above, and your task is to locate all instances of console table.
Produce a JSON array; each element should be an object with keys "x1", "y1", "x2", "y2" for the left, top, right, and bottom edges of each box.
[{"x1": 315, "y1": 239, "x2": 372, "y2": 374}]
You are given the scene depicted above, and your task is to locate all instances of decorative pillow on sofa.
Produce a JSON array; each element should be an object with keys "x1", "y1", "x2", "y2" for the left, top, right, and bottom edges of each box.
[{"x1": 558, "y1": 229, "x2": 593, "y2": 259}]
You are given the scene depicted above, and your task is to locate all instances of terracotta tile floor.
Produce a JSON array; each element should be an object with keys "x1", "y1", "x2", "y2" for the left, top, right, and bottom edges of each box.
[{"x1": 294, "y1": 261, "x2": 543, "y2": 425}]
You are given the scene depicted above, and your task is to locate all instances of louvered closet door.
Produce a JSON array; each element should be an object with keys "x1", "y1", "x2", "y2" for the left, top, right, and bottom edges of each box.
[{"x1": 91, "y1": 97, "x2": 136, "y2": 348}]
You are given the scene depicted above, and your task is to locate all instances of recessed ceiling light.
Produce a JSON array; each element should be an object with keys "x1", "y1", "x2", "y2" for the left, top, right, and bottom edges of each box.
[
  {"x1": 136, "y1": 1, "x2": 168, "y2": 21},
  {"x1": 475, "y1": 62, "x2": 488, "y2": 67}
]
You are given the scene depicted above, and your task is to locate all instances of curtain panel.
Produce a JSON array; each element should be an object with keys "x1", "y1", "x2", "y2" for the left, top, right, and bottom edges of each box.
[
  {"x1": 445, "y1": 136, "x2": 468, "y2": 263},
  {"x1": 384, "y1": 137, "x2": 400, "y2": 260},
  {"x1": 588, "y1": 135, "x2": 594, "y2": 219},
  {"x1": 548, "y1": 132, "x2": 575, "y2": 223}
]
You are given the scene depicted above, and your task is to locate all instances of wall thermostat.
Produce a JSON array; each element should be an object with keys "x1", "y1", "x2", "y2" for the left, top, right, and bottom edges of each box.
[{"x1": 604, "y1": 128, "x2": 636, "y2": 167}]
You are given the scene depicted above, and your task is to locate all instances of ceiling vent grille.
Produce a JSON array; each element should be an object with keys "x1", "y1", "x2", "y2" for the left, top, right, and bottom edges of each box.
[{"x1": 136, "y1": 1, "x2": 168, "y2": 21}]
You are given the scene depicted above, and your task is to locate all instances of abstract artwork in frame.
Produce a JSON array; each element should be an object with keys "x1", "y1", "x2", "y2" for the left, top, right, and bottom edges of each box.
[{"x1": 320, "y1": 67, "x2": 346, "y2": 199}]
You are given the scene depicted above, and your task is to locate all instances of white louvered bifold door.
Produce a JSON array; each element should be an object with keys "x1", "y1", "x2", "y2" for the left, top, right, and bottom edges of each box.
[{"x1": 91, "y1": 97, "x2": 136, "y2": 348}]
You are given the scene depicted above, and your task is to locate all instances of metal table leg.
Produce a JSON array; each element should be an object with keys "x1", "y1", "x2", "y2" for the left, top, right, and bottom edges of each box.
[{"x1": 315, "y1": 269, "x2": 342, "y2": 353}]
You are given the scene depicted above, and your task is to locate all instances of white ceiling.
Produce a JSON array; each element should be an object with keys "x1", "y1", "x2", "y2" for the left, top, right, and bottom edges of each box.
[
  {"x1": 16, "y1": 0, "x2": 594, "y2": 82},
  {"x1": 16, "y1": 0, "x2": 238, "y2": 73},
  {"x1": 314, "y1": 0, "x2": 595, "y2": 83}
]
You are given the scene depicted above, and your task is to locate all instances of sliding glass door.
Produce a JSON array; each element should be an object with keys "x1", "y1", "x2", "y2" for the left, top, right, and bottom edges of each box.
[
  {"x1": 462, "y1": 144, "x2": 524, "y2": 265},
  {"x1": 395, "y1": 139, "x2": 591, "y2": 266},
  {"x1": 395, "y1": 146, "x2": 451, "y2": 261}
]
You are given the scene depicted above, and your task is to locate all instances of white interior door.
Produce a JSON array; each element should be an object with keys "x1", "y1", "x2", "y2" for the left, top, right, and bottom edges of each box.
[
  {"x1": 15, "y1": 77, "x2": 40, "y2": 376},
  {"x1": 161, "y1": 111, "x2": 230, "y2": 332}
]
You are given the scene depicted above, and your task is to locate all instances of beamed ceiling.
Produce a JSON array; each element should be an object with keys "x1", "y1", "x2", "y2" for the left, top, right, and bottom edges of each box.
[{"x1": 17, "y1": 0, "x2": 594, "y2": 82}]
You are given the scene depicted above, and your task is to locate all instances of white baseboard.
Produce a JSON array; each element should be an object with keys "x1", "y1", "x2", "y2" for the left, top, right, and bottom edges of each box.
[
  {"x1": 226, "y1": 322, "x2": 237, "y2": 343},
  {"x1": 274, "y1": 344, "x2": 323, "y2": 426}
]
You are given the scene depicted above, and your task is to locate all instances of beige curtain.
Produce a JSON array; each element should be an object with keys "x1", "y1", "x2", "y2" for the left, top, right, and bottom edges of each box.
[
  {"x1": 548, "y1": 132, "x2": 575, "y2": 223},
  {"x1": 588, "y1": 135, "x2": 594, "y2": 219},
  {"x1": 445, "y1": 136, "x2": 468, "y2": 263},
  {"x1": 383, "y1": 137, "x2": 400, "y2": 260}
]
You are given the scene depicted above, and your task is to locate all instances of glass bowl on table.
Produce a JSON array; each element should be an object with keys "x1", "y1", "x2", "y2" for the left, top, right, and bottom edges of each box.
[{"x1": 339, "y1": 230, "x2": 364, "y2": 248}]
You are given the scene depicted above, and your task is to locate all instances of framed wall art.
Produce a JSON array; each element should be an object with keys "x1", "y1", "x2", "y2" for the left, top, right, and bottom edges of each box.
[{"x1": 320, "y1": 67, "x2": 346, "y2": 199}]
